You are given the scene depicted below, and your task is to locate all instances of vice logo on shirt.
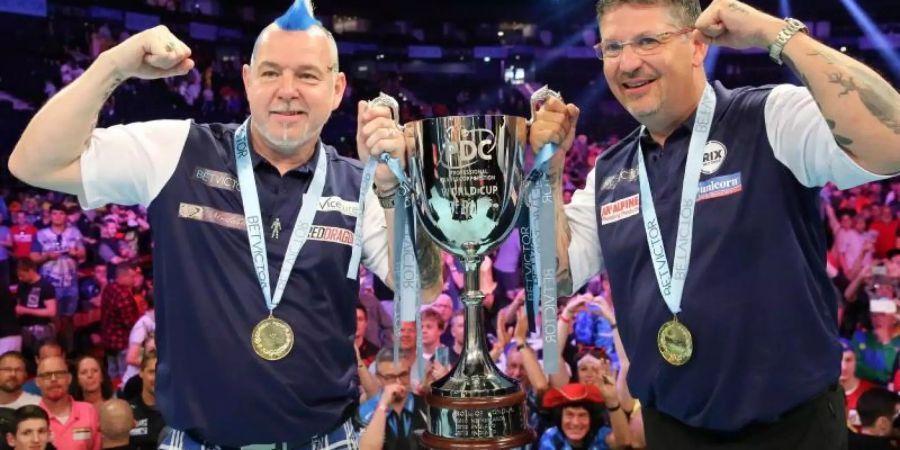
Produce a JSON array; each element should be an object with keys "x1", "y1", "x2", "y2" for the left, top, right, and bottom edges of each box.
[
  {"x1": 601, "y1": 194, "x2": 640, "y2": 225},
  {"x1": 317, "y1": 196, "x2": 359, "y2": 217},
  {"x1": 697, "y1": 172, "x2": 742, "y2": 202}
]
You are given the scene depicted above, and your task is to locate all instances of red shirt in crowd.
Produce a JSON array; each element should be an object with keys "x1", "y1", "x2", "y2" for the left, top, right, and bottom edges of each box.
[
  {"x1": 9, "y1": 224, "x2": 37, "y2": 259},
  {"x1": 870, "y1": 219, "x2": 899, "y2": 257},
  {"x1": 100, "y1": 282, "x2": 140, "y2": 351}
]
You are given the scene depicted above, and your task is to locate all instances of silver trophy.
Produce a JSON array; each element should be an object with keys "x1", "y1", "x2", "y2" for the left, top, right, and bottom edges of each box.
[{"x1": 406, "y1": 113, "x2": 533, "y2": 449}]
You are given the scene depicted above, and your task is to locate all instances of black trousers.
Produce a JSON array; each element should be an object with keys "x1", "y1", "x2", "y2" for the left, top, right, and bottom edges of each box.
[{"x1": 643, "y1": 385, "x2": 848, "y2": 450}]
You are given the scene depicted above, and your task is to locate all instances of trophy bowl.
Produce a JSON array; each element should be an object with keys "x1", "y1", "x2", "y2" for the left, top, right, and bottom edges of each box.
[{"x1": 406, "y1": 114, "x2": 534, "y2": 449}]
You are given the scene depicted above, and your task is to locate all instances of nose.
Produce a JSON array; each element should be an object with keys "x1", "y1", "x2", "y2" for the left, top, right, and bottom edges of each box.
[
  {"x1": 276, "y1": 72, "x2": 300, "y2": 101},
  {"x1": 617, "y1": 45, "x2": 644, "y2": 78}
]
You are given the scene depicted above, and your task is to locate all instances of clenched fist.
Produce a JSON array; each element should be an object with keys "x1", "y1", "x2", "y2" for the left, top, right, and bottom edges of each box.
[{"x1": 101, "y1": 25, "x2": 194, "y2": 80}]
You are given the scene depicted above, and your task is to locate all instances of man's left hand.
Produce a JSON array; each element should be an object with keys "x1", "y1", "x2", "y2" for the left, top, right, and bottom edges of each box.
[{"x1": 694, "y1": 0, "x2": 789, "y2": 50}]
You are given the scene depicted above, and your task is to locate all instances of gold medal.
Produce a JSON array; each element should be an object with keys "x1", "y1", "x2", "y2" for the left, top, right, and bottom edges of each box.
[
  {"x1": 657, "y1": 318, "x2": 693, "y2": 366},
  {"x1": 251, "y1": 315, "x2": 294, "y2": 361}
]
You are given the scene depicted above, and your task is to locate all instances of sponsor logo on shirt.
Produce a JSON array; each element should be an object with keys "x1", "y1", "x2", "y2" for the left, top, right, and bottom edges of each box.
[
  {"x1": 600, "y1": 168, "x2": 638, "y2": 191},
  {"x1": 317, "y1": 196, "x2": 359, "y2": 217},
  {"x1": 194, "y1": 167, "x2": 240, "y2": 192},
  {"x1": 601, "y1": 194, "x2": 640, "y2": 225},
  {"x1": 178, "y1": 203, "x2": 246, "y2": 230},
  {"x1": 697, "y1": 172, "x2": 742, "y2": 202},
  {"x1": 307, "y1": 225, "x2": 355, "y2": 247},
  {"x1": 701, "y1": 141, "x2": 727, "y2": 175}
]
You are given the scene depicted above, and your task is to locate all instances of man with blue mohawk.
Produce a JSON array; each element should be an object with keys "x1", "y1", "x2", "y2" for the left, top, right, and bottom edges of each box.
[{"x1": 9, "y1": 0, "x2": 443, "y2": 448}]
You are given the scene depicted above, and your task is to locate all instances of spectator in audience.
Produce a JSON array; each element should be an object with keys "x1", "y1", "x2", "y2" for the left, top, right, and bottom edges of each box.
[
  {"x1": 0, "y1": 287, "x2": 21, "y2": 356},
  {"x1": 419, "y1": 307, "x2": 447, "y2": 361},
  {"x1": 829, "y1": 206, "x2": 871, "y2": 279},
  {"x1": 128, "y1": 352, "x2": 163, "y2": 450},
  {"x1": 870, "y1": 207, "x2": 898, "y2": 259},
  {"x1": 98, "y1": 399, "x2": 133, "y2": 450},
  {"x1": 31, "y1": 203, "x2": 84, "y2": 353},
  {"x1": 358, "y1": 290, "x2": 392, "y2": 348},
  {"x1": 0, "y1": 353, "x2": 40, "y2": 409},
  {"x1": 100, "y1": 264, "x2": 140, "y2": 382},
  {"x1": 4, "y1": 405, "x2": 50, "y2": 450},
  {"x1": 14, "y1": 261, "x2": 56, "y2": 357},
  {"x1": 0, "y1": 213, "x2": 11, "y2": 295},
  {"x1": 22, "y1": 341, "x2": 63, "y2": 397},
  {"x1": 539, "y1": 381, "x2": 630, "y2": 450},
  {"x1": 121, "y1": 292, "x2": 155, "y2": 387},
  {"x1": 9, "y1": 212, "x2": 36, "y2": 263},
  {"x1": 356, "y1": 304, "x2": 379, "y2": 367},
  {"x1": 841, "y1": 339, "x2": 877, "y2": 429},
  {"x1": 429, "y1": 294, "x2": 454, "y2": 348},
  {"x1": 848, "y1": 388, "x2": 898, "y2": 450},
  {"x1": 36, "y1": 356, "x2": 101, "y2": 450},
  {"x1": 358, "y1": 347, "x2": 428, "y2": 450},
  {"x1": 851, "y1": 298, "x2": 900, "y2": 385},
  {"x1": 447, "y1": 310, "x2": 464, "y2": 366},
  {"x1": 70, "y1": 356, "x2": 114, "y2": 411}
]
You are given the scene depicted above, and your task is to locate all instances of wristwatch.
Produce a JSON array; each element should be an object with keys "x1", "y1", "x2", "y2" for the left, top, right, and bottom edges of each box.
[{"x1": 768, "y1": 17, "x2": 809, "y2": 65}]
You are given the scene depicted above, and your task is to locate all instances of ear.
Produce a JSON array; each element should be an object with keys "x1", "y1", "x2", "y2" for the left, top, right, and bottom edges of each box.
[
  {"x1": 331, "y1": 72, "x2": 347, "y2": 111},
  {"x1": 876, "y1": 416, "x2": 892, "y2": 434},
  {"x1": 691, "y1": 33, "x2": 709, "y2": 68},
  {"x1": 242, "y1": 64, "x2": 251, "y2": 92},
  {"x1": 6, "y1": 432, "x2": 15, "y2": 447}
]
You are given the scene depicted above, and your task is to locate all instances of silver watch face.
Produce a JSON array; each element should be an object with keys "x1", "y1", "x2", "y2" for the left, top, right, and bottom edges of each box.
[{"x1": 785, "y1": 17, "x2": 808, "y2": 32}]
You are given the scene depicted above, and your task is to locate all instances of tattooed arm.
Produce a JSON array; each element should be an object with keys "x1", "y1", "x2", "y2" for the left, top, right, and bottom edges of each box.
[
  {"x1": 415, "y1": 226, "x2": 444, "y2": 303},
  {"x1": 781, "y1": 38, "x2": 900, "y2": 174},
  {"x1": 695, "y1": 0, "x2": 900, "y2": 175},
  {"x1": 9, "y1": 25, "x2": 193, "y2": 195}
]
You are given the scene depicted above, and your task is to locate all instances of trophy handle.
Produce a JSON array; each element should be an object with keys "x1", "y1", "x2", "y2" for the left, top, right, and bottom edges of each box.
[{"x1": 524, "y1": 86, "x2": 564, "y2": 192}]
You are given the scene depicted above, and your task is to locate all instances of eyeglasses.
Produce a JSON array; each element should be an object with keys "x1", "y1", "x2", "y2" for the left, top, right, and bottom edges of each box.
[
  {"x1": 36, "y1": 370, "x2": 69, "y2": 380},
  {"x1": 595, "y1": 28, "x2": 693, "y2": 60},
  {"x1": 0, "y1": 367, "x2": 24, "y2": 375},
  {"x1": 377, "y1": 371, "x2": 410, "y2": 383}
]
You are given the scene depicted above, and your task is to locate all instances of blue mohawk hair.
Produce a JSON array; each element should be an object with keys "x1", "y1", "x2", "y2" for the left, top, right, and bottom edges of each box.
[{"x1": 274, "y1": 0, "x2": 321, "y2": 31}]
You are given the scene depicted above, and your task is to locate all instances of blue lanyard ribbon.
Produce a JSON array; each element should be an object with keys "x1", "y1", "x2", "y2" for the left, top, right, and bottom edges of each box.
[
  {"x1": 636, "y1": 83, "x2": 716, "y2": 316},
  {"x1": 233, "y1": 119, "x2": 328, "y2": 313}
]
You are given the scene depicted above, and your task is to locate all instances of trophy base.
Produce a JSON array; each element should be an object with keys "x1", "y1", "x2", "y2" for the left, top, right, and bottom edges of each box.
[
  {"x1": 416, "y1": 430, "x2": 534, "y2": 450},
  {"x1": 417, "y1": 390, "x2": 534, "y2": 449}
]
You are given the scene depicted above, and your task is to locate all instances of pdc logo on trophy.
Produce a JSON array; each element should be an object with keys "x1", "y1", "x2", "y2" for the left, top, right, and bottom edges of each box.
[{"x1": 439, "y1": 127, "x2": 496, "y2": 170}]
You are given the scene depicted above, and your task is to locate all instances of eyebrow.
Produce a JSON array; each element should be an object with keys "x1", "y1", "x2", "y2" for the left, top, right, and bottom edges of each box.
[{"x1": 257, "y1": 61, "x2": 329, "y2": 74}]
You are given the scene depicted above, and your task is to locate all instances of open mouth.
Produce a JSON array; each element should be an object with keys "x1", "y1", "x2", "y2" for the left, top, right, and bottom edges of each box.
[{"x1": 622, "y1": 79, "x2": 657, "y2": 91}]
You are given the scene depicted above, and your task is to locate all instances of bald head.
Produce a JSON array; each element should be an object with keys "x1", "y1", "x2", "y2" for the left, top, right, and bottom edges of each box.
[
  {"x1": 251, "y1": 23, "x2": 339, "y2": 72},
  {"x1": 36, "y1": 356, "x2": 66, "y2": 375},
  {"x1": 99, "y1": 399, "x2": 134, "y2": 441}
]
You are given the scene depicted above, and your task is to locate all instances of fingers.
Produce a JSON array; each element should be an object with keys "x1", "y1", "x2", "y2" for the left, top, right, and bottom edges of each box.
[{"x1": 144, "y1": 27, "x2": 191, "y2": 71}]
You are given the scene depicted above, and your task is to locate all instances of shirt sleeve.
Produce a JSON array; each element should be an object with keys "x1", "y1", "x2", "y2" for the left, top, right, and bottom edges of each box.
[
  {"x1": 361, "y1": 188, "x2": 390, "y2": 284},
  {"x1": 565, "y1": 166, "x2": 604, "y2": 294},
  {"x1": 764, "y1": 84, "x2": 896, "y2": 190},
  {"x1": 31, "y1": 236, "x2": 43, "y2": 253},
  {"x1": 79, "y1": 120, "x2": 191, "y2": 209}
]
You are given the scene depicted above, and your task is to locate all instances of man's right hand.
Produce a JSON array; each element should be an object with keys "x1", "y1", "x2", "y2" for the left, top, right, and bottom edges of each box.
[
  {"x1": 102, "y1": 25, "x2": 194, "y2": 80},
  {"x1": 528, "y1": 97, "x2": 580, "y2": 175},
  {"x1": 379, "y1": 384, "x2": 407, "y2": 409}
]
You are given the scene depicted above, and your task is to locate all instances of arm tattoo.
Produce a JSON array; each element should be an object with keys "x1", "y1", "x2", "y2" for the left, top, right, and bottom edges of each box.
[
  {"x1": 415, "y1": 227, "x2": 443, "y2": 292},
  {"x1": 727, "y1": 1, "x2": 750, "y2": 14},
  {"x1": 826, "y1": 118, "x2": 856, "y2": 156},
  {"x1": 810, "y1": 50, "x2": 900, "y2": 135}
]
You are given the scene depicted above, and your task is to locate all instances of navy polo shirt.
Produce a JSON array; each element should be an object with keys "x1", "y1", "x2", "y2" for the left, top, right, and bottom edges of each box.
[
  {"x1": 564, "y1": 82, "x2": 890, "y2": 431},
  {"x1": 79, "y1": 120, "x2": 389, "y2": 446}
]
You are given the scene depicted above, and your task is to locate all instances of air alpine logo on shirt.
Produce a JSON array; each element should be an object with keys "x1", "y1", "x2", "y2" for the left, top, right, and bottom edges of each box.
[
  {"x1": 601, "y1": 194, "x2": 640, "y2": 225},
  {"x1": 697, "y1": 172, "x2": 743, "y2": 202},
  {"x1": 317, "y1": 196, "x2": 359, "y2": 217},
  {"x1": 600, "y1": 168, "x2": 638, "y2": 191},
  {"x1": 701, "y1": 141, "x2": 727, "y2": 175}
]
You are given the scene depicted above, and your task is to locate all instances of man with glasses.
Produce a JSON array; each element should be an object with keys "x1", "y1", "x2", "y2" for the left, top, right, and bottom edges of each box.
[
  {"x1": 0, "y1": 352, "x2": 40, "y2": 409},
  {"x1": 8, "y1": 1, "x2": 441, "y2": 448},
  {"x1": 531, "y1": 0, "x2": 900, "y2": 448},
  {"x1": 358, "y1": 347, "x2": 428, "y2": 450},
  {"x1": 35, "y1": 356, "x2": 100, "y2": 450}
]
